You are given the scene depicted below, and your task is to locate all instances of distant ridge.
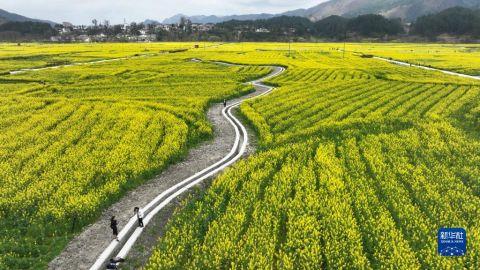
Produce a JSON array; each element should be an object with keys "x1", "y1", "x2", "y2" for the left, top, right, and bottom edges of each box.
[
  {"x1": 162, "y1": 13, "x2": 277, "y2": 24},
  {"x1": 2, "y1": 0, "x2": 478, "y2": 27},
  {"x1": 143, "y1": 19, "x2": 161, "y2": 25},
  {"x1": 161, "y1": 0, "x2": 480, "y2": 24},
  {"x1": 291, "y1": 0, "x2": 480, "y2": 22},
  {"x1": 0, "y1": 8, "x2": 57, "y2": 26}
]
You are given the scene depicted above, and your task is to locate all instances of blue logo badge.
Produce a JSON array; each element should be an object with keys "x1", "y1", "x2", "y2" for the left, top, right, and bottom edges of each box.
[{"x1": 438, "y1": 228, "x2": 466, "y2": 256}]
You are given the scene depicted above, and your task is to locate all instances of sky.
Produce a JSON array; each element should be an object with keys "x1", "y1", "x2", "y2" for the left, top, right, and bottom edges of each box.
[{"x1": 2, "y1": 0, "x2": 328, "y2": 25}]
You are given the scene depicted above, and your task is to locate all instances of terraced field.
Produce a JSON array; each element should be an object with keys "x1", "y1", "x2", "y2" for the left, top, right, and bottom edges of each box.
[{"x1": 145, "y1": 44, "x2": 480, "y2": 269}]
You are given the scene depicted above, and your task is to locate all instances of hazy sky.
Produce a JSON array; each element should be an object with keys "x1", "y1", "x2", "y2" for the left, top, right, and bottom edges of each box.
[{"x1": 2, "y1": 0, "x2": 327, "y2": 25}]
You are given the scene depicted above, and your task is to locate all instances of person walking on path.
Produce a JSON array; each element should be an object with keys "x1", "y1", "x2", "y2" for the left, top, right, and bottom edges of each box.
[
  {"x1": 134, "y1": 207, "x2": 144, "y2": 227},
  {"x1": 110, "y1": 216, "x2": 119, "y2": 241},
  {"x1": 223, "y1": 99, "x2": 227, "y2": 108}
]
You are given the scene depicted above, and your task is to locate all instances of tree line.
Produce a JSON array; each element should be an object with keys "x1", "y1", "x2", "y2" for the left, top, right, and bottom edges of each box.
[
  {"x1": 0, "y1": 21, "x2": 56, "y2": 41},
  {"x1": 214, "y1": 7, "x2": 480, "y2": 41},
  {"x1": 0, "y1": 6, "x2": 478, "y2": 42},
  {"x1": 213, "y1": 14, "x2": 404, "y2": 41},
  {"x1": 411, "y1": 7, "x2": 480, "y2": 37}
]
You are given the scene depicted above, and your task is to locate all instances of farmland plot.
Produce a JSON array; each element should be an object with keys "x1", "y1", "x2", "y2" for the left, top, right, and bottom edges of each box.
[
  {"x1": 146, "y1": 43, "x2": 480, "y2": 269},
  {"x1": 0, "y1": 46, "x2": 270, "y2": 269}
]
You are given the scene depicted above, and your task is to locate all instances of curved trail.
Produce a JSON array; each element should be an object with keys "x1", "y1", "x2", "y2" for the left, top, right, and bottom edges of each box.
[
  {"x1": 374, "y1": 56, "x2": 480, "y2": 81},
  {"x1": 90, "y1": 62, "x2": 284, "y2": 270},
  {"x1": 7, "y1": 53, "x2": 158, "y2": 75},
  {"x1": 89, "y1": 62, "x2": 284, "y2": 270},
  {"x1": 45, "y1": 61, "x2": 284, "y2": 270}
]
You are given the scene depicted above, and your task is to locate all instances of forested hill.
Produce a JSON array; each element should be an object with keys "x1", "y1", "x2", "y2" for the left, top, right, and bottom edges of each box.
[
  {"x1": 292, "y1": 0, "x2": 480, "y2": 22},
  {"x1": 412, "y1": 7, "x2": 480, "y2": 37},
  {"x1": 214, "y1": 15, "x2": 404, "y2": 41},
  {"x1": 0, "y1": 9, "x2": 56, "y2": 26},
  {"x1": 211, "y1": 7, "x2": 479, "y2": 41},
  {"x1": 163, "y1": 0, "x2": 480, "y2": 24}
]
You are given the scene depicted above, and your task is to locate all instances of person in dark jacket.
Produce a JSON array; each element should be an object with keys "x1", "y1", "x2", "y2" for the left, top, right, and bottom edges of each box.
[
  {"x1": 106, "y1": 258, "x2": 118, "y2": 269},
  {"x1": 106, "y1": 257, "x2": 125, "y2": 269},
  {"x1": 110, "y1": 216, "x2": 119, "y2": 241},
  {"x1": 134, "y1": 207, "x2": 144, "y2": 227},
  {"x1": 223, "y1": 99, "x2": 227, "y2": 108}
]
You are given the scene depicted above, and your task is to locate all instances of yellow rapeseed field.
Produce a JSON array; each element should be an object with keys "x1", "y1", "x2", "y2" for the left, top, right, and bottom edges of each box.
[
  {"x1": 1, "y1": 42, "x2": 479, "y2": 269},
  {"x1": 0, "y1": 43, "x2": 270, "y2": 269},
  {"x1": 146, "y1": 43, "x2": 480, "y2": 269}
]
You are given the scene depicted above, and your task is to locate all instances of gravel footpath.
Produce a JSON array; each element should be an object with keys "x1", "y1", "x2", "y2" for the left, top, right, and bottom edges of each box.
[{"x1": 48, "y1": 76, "x2": 271, "y2": 270}]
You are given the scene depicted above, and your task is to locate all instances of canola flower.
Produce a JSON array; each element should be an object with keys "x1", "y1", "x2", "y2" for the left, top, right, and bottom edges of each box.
[
  {"x1": 0, "y1": 45, "x2": 271, "y2": 269},
  {"x1": 146, "y1": 43, "x2": 480, "y2": 269}
]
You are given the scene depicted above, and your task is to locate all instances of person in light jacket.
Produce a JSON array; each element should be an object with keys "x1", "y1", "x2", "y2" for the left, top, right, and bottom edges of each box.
[{"x1": 134, "y1": 207, "x2": 144, "y2": 227}]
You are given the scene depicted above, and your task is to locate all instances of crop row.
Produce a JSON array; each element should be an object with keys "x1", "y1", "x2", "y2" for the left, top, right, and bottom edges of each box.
[
  {"x1": 146, "y1": 44, "x2": 480, "y2": 269},
  {"x1": 0, "y1": 50, "x2": 270, "y2": 269}
]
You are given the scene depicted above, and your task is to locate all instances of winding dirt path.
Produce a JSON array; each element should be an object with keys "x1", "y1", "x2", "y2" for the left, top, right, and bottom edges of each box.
[
  {"x1": 7, "y1": 53, "x2": 157, "y2": 75},
  {"x1": 49, "y1": 63, "x2": 284, "y2": 270},
  {"x1": 374, "y1": 56, "x2": 480, "y2": 81}
]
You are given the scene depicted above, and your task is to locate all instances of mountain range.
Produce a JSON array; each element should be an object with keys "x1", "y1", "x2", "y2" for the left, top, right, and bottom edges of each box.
[
  {"x1": 162, "y1": 0, "x2": 480, "y2": 24},
  {"x1": 161, "y1": 13, "x2": 278, "y2": 24},
  {"x1": 0, "y1": 8, "x2": 57, "y2": 26},
  {"x1": 1, "y1": 0, "x2": 479, "y2": 27}
]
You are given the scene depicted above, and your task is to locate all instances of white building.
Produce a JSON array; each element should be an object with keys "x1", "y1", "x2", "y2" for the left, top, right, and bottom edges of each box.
[{"x1": 255, "y1": 28, "x2": 270, "y2": 33}]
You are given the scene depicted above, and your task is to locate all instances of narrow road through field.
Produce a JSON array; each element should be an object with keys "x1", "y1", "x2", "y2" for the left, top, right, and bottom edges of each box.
[
  {"x1": 7, "y1": 53, "x2": 158, "y2": 75},
  {"x1": 49, "y1": 62, "x2": 284, "y2": 270},
  {"x1": 374, "y1": 56, "x2": 480, "y2": 81}
]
